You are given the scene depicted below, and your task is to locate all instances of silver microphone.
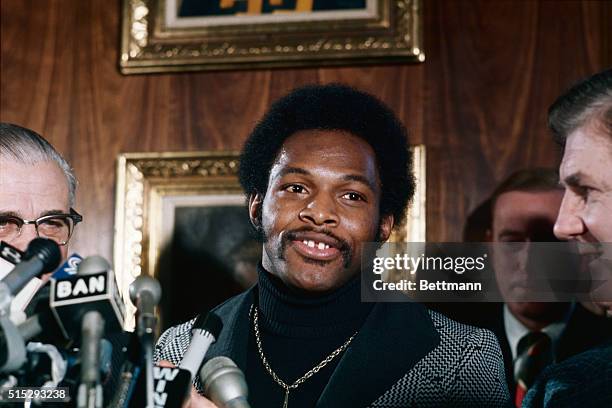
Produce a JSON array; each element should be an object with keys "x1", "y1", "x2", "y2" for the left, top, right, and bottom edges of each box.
[
  {"x1": 199, "y1": 356, "x2": 250, "y2": 408},
  {"x1": 129, "y1": 276, "x2": 162, "y2": 408}
]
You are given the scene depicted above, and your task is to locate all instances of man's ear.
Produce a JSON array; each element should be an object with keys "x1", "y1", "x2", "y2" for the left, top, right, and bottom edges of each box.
[
  {"x1": 248, "y1": 193, "x2": 263, "y2": 228},
  {"x1": 378, "y1": 214, "x2": 394, "y2": 242}
]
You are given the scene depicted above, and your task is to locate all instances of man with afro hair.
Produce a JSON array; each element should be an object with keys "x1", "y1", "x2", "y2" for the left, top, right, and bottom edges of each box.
[{"x1": 155, "y1": 84, "x2": 510, "y2": 408}]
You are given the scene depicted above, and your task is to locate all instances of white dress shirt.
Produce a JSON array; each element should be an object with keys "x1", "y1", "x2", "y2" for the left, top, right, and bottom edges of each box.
[{"x1": 503, "y1": 303, "x2": 573, "y2": 361}]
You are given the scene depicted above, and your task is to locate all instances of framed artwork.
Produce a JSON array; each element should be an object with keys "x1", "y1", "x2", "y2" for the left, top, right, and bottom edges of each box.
[
  {"x1": 114, "y1": 147, "x2": 425, "y2": 330},
  {"x1": 119, "y1": 0, "x2": 423, "y2": 74}
]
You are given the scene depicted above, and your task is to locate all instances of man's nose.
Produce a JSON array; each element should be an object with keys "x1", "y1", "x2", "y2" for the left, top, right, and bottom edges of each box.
[
  {"x1": 554, "y1": 192, "x2": 585, "y2": 240},
  {"x1": 10, "y1": 225, "x2": 38, "y2": 252},
  {"x1": 299, "y1": 193, "x2": 339, "y2": 226}
]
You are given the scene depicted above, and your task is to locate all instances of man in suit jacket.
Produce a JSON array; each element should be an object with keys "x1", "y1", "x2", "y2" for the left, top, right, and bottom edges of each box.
[
  {"x1": 0, "y1": 123, "x2": 128, "y2": 406},
  {"x1": 461, "y1": 168, "x2": 612, "y2": 406},
  {"x1": 154, "y1": 84, "x2": 511, "y2": 407},
  {"x1": 521, "y1": 69, "x2": 612, "y2": 408}
]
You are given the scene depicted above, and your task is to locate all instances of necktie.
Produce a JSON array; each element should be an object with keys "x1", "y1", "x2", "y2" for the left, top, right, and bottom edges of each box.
[{"x1": 513, "y1": 331, "x2": 552, "y2": 407}]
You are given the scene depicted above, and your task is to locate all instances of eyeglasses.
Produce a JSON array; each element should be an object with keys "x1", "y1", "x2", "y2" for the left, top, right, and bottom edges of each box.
[{"x1": 0, "y1": 208, "x2": 83, "y2": 246}]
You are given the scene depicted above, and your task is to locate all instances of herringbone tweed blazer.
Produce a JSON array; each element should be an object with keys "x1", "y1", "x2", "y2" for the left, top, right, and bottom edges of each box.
[{"x1": 154, "y1": 288, "x2": 511, "y2": 408}]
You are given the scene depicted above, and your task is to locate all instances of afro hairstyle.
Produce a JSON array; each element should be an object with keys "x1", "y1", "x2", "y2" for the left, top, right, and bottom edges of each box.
[{"x1": 238, "y1": 83, "x2": 415, "y2": 224}]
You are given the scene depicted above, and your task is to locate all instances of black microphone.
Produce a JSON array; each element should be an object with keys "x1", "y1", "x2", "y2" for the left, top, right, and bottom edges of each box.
[
  {"x1": 107, "y1": 332, "x2": 142, "y2": 408},
  {"x1": 0, "y1": 239, "x2": 60, "y2": 374},
  {"x1": 127, "y1": 364, "x2": 192, "y2": 408},
  {"x1": 199, "y1": 357, "x2": 250, "y2": 408},
  {"x1": 49, "y1": 255, "x2": 125, "y2": 340},
  {"x1": 0, "y1": 238, "x2": 60, "y2": 300},
  {"x1": 50, "y1": 255, "x2": 124, "y2": 408}
]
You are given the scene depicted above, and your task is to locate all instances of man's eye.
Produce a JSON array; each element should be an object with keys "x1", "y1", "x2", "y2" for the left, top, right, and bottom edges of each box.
[
  {"x1": 284, "y1": 184, "x2": 306, "y2": 194},
  {"x1": 0, "y1": 218, "x2": 19, "y2": 232},
  {"x1": 40, "y1": 218, "x2": 67, "y2": 229},
  {"x1": 342, "y1": 192, "x2": 365, "y2": 201},
  {"x1": 575, "y1": 186, "x2": 592, "y2": 201}
]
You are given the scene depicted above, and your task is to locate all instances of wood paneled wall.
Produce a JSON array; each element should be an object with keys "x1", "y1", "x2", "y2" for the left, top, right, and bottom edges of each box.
[{"x1": 1, "y1": 0, "x2": 610, "y2": 260}]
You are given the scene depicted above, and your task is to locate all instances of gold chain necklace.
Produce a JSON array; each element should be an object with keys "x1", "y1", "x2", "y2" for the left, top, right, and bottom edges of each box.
[{"x1": 250, "y1": 304, "x2": 357, "y2": 408}]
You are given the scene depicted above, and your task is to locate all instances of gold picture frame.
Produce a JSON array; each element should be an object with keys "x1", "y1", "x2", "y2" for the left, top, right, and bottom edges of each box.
[
  {"x1": 113, "y1": 147, "x2": 425, "y2": 330},
  {"x1": 119, "y1": 0, "x2": 423, "y2": 74}
]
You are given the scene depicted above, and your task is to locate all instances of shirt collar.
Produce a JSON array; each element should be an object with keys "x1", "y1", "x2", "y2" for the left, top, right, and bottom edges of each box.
[{"x1": 503, "y1": 303, "x2": 574, "y2": 361}]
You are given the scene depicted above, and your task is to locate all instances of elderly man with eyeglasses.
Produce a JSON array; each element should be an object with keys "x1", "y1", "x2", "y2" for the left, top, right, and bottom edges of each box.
[{"x1": 0, "y1": 122, "x2": 82, "y2": 302}]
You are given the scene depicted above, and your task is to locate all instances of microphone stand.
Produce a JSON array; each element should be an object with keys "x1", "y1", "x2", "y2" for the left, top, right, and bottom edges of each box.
[
  {"x1": 138, "y1": 292, "x2": 157, "y2": 408},
  {"x1": 142, "y1": 332, "x2": 154, "y2": 408},
  {"x1": 77, "y1": 311, "x2": 104, "y2": 408},
  {"x1": 130, "y1": 276, "x2": 161, "y2": 408}
]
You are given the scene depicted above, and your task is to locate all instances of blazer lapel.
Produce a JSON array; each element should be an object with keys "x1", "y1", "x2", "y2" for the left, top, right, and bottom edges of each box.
[
  {"x1": 317, "y1": 302, "x2": 440, "y2": 408},
  {"x1": 203, "y1": 288, "x2": 255, "y2": 372}
]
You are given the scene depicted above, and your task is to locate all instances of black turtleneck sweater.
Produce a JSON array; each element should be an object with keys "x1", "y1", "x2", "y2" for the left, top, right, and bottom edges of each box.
[{"x1": 246, "y1": 265, "x2": 373, "y2": 408}]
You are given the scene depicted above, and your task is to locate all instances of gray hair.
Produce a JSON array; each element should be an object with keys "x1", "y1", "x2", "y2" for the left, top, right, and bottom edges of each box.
[
  {"x1": 0, "y1": 123, "x2": 77, "y2": 206},
  {"x1": 548, "y1": 69, "x2": 612, "y2": 145}
]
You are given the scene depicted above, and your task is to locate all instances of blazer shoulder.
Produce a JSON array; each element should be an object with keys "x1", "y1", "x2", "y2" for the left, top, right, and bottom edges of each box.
[
  {"x1": 429, "y1": 309, "x2": 500, "y2": 350},
  {"x1": 153, "y1": 289, "x2": 253, "y2": 365},
  {"x1": 371, "y1": 309, "x2": 511, "y2": 407},
  {"x1": 428, "y1": 310, "x2": 511, "y2": 407}
]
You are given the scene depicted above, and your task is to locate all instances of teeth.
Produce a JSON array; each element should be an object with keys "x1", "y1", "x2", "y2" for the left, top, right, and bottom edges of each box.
[{"x1": 302, "y1": 240, "x2": 330, "y2": 250}]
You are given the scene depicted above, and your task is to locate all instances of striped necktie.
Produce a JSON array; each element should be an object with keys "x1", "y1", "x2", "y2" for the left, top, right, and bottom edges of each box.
[{"x1": 514, "y1": 331, "x2": 552, "y2": 407}]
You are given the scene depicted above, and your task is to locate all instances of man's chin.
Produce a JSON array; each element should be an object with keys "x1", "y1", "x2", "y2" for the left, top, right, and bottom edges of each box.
[{"x1": 283, "y1": 268, "x2": 351, "y2": 294}]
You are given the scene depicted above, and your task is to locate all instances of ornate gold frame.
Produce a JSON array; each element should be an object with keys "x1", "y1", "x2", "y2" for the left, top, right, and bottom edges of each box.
[
  {"x1": 119, "y1": 0, "x2": 423, "y2": 74},
  {"x1": 113, "y1": 147, "x2": 425, "y2": 329}
]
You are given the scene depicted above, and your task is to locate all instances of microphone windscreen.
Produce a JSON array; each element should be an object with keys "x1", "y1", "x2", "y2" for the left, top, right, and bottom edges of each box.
[
  {"x1": 77, "y1": 256, "x2": 111, "y2": 275},
  {"x1": 24, "y1": 238, "x2": 61, "y2": 273},
  {"x1": 193, "y1": 312, "x2": 223, "y2": 339},
  {"x1": 200, "y1": 356, "x2": 250, "y2": 408}
]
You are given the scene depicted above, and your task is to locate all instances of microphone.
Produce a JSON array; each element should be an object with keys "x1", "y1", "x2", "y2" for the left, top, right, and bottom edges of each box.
[
  {"x1": 52, "y1": 253, "x2": 83, "y2": 279},
  {"x1": 107, "y1": 333, "x2": 141, "y2": 408},
  {"x1": 199, "y1": 357, "x2": 250, "y2": 408},
  {"x1": 60, "y1": 339, "x2": 113, "y2": 402},
  {"x1": 0, "y1": 238, "x2": 61, "y2": 296},
  {"x1": 125, "y1": 312, "x2": 220, "y2": 408},
  {"x1": 0, "y1": 315, "x2": 26, "y2": 373},
  {"x1": 0, "y1": 239, "x2": 60, "y2": 374},
  {"x1": 129, "y1": 276, "x2": 161, "y2": 340},
  {"x1": 0, "y1": 238, "x2": 60, "y2": 308},
  {"x1": 49, "y1": 256, "x2": 125, "y2": 339},
  {"x1": 10, "y1": 306, "x2": 68, "y2": 345},
  {"x1": 129, "y1": 275, "x2": 161, "y2": 408},
  {"x1": 0, "y1": 241, "x2": 30, "y2": 324},
  {"x1": 77, "y1": 306, "x2": 104, "y2": 408},
  {"x1": 127, "y1": 364, "x2": 192, "y2": 408},
  {"x1": 179, "y1": 312, "x2": 223, "y2": 379},
  {"x1": 50, "y1": 256, "x2": 124, "y2": 408}
]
